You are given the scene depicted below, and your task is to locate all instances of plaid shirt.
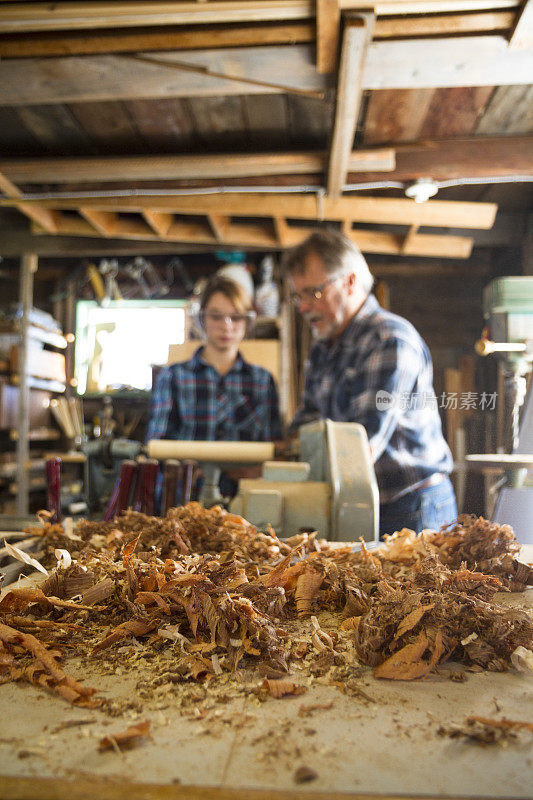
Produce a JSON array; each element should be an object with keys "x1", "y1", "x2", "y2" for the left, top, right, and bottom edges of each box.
[
  {"x1": 146, "y1": 347, "x2": 282, "y2": 443},
  {"x1": 290, "y1": 294, "x2": 453, "y2": 504}
]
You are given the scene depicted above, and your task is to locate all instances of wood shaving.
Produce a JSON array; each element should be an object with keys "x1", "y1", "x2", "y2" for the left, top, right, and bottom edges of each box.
[{"x1": 0, "y1": 506, "x2": 529, "y2": 713}]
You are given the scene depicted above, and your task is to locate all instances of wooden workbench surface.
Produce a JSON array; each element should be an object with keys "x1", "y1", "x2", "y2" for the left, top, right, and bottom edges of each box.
[
  {"x1": 1, "y1": 595, "x2": 532, "y2": 799},
  {"x1": 1, "y1": 543, "x2": 532, "y2": 800}
]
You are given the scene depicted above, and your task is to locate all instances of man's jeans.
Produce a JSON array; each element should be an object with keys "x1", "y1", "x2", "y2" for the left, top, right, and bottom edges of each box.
[{"x1": 379, "y1": 476, "x2": 457, "y2": 539}]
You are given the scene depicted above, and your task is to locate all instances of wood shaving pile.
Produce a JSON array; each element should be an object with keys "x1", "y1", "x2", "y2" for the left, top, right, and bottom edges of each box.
[{"x1": 0, "y1": 506, "x2": 531, "y2": 710}]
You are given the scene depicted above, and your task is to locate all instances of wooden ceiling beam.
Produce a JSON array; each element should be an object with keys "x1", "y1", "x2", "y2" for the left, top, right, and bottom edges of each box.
[
  {"x1": 273, "y1": 217, "x2": 291, "y2": 246},
  {"x1": 0, "y1": 12, "x2": 516, "y2": 59},
  {"x1": 0, "y1": 2, "x2": 315, "y2": 33},
  {"x1": 28, "y1": 213, "x2": 475, "y2": 258},
  {"x1": 3, "y1": 192, "x2": 497, "y2": 230},
  {"x1": 2, "y1": 37, "x2": 533, "y2": 106},
  {"x1": 0, "y1": 150, "x2": 395, "y2": 185},
  {"x1": 509, "y1": 0, "x2": 533, "y2": 48},
  {"x1": 3, "y1": 134, "x2": 531, "y2": 187},
  {"x1": 327, "y1": 14, "x2": 374, "y2": 197},
  {"x1": 79, "y1": 208, "x2": 117, "y2": 236},
  {"x1": 316, "y1": 0, "x2": 341, "y2": 73},
  {"x1": 0, "y1": 169, "x2": 58, "y2": 234},
  {"x1": 0, "y1": 0, "x2": 521, "y2": 34},
  {"x1": 348, "y1": 135, "x2": 533, "y2": 182},
  {"x1": 374, "y1": 10, "x2": 515, "y2": 38},
  {"x1": 207, "y1": 214, "x2": 230, "y2": 242},
  {"x1": 142, "y1": 211, "x2": 174, "y2": 237},
  {"x1": 0, "y1": 23, "x2": 315, "y2": 59}
]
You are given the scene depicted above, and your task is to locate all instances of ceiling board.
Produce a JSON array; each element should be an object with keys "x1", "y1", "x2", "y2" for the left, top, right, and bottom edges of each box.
[
  {"x1": 418, "y1": 87, "x2": 494, "y2": 138},
  {"x1": 186, "y1": 95, "x2": 249, "y2": 150},
  {"x1": 363, "y1": 89, "x2": 435, "y2": 144},
  {"x1": 2, "y1": 39, "x2": 532, "y2": 107},
  {"x1": 14, "y1": 103, "x2": 96, "y2": 155},
  {"x1": 125, "y1": 98, "x2": 196, "y2": 150},
  {"x1": 476, "y1": 84, "x2": 533, "y2": 134},
  {"x1": 242, "y1": 95, "x2": 290, "y2": 148},
  {"x1": 68, "y1": 100, "x2": 142, "y2": 153}
]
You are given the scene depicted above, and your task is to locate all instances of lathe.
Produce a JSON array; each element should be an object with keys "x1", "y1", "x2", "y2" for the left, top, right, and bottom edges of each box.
[{"x1": 147, "y1": 419, "x2": 379, "y2": 543}]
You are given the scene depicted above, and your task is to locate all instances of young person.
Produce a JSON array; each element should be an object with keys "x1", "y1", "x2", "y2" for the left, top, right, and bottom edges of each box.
[{"x1": 147, "y1": 274, "x2": 282, "y2": 448}]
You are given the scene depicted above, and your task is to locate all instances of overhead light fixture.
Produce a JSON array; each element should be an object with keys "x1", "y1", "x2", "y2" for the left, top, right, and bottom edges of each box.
[{"x1": 405, "y1": 178, "x2": 439, "y2": 203}]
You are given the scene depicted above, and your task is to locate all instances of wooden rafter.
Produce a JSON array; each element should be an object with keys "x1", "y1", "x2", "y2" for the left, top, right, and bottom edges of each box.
[
  {"x1": 207, "y1": 214, "x2": 230, "y2": 242},
  {"x1": 316, "y1": 0, "x2": 341, "y2": 73},
  {"x1": 142, "y1": 211, "x2": 174, "y2": 237},
  {"x1": 4, "y1": 189, "x2": 498, "y2": 259},
  {"x1": 0, "y1": 0, "x2": 522, "y2": 34},
  {"x1": 29, "y1": 212, "x2": 475, "y2": 258},
  {"x1": 0, "y1": 150, "x2": 395, "y2": 184},
  {"x1": 5, "y1": 192, "x2": 498, "y2": 230},
  {"x1": 2, "y1": 38, "x2": 533, "y2": 106},
  {"x1": 0, "y1": 170, "x2": 58, "y2": 234},
  {"x1": 328, "y1": 14, "x2": 374, "y2": 197},
  {"x1": 1, "y1": 137, "x2": 531, "y2": 187},
  {"x1": 509, "y1": 0, "x2": 533, "y2": 48},
  {"x1": 0, "y1": 13, "x2": 517, "y2": 59}
]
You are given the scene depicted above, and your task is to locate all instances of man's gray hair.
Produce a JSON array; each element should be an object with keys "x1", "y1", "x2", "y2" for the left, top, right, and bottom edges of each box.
[{"x1": 282, "y1": 228, "x2": 374, "y2": 296}]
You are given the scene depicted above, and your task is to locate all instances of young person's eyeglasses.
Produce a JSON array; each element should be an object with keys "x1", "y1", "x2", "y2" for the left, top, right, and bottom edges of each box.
[
  {"x1": 201, "y1": 311, "x2": 255, "y2": 326},
  {"x1": 289, "y1": 274, "x2": 342, "y2": 306}
]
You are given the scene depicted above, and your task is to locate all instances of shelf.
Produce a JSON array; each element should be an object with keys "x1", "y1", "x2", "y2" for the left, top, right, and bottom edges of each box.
[
  {"x1": 10, "y1": 375, "x2": 66, "y2": 393},
  {"x1": 29, "y1": 326, "x2": 68, "y2": 349},
  {"x1": 0, "y1": 458, "x2": 46, "y2": 479},
  {"x1": 9, "y1": 427, "x2": 61, "y2": 442},
  {"x1": 0, "y1": 325, "x2": 68, "y2": 350}
]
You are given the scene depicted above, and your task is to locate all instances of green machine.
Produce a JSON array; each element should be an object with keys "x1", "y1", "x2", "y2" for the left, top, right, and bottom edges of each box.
[{"x1": 469, "y1": 277, "x2": 533, "y2": 544}]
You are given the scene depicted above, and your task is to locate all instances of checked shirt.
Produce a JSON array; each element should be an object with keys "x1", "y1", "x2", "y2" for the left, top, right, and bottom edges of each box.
[
  {"x1": 146, "y1": 347, "x2": 282, "y2": 444},
  {"x1": 290, "y1": 294, "x2": 453, "y2": 504}
]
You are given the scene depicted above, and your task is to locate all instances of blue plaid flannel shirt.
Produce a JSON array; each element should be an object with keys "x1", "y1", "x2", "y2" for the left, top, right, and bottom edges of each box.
[
  {"x1": 146, "y1": 347, "x2": 282, "y2": 443},
  {"x1": 290, "y1": 294, "x2": 453, "y2": 504}
]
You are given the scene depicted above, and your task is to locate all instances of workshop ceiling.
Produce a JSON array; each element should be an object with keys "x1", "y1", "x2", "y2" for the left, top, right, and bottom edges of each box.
[{"x1": 0, "y1": 1, "x2": 532, "y2": 260}]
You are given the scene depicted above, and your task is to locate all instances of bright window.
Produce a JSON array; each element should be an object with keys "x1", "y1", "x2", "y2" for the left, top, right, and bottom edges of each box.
[{"x1": 75, "y1": 300, "x2": 186, "y2": 394}]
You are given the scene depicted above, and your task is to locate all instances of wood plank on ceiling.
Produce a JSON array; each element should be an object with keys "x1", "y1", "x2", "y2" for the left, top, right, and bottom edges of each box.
[
  {"x1": 374, "y1": 10, "x2": 515, "y2": 37},
  {"x1": 509, "y1": 0, "x2": 533, "y2": 48},
  {"x1": 316, "y1": 0, "x2": 341, "y2": 73},
  {"x1": 13, "y1": 104, "x2": 96, "y2": 155},
  {"x1": 476, "y1": 84, "x2": 533, "y2": 134},
  {"x1": 1, "y1": 37, "x2": 532, "y2": 107},
  {"x1": 5, "y1": 192, "x2": 498, "y2": 229},
  {"x1": 362, "y1": 35, "x2": 533, "y2": 89},
  {"x1": 417, "y1": 87, "x2": 494, "y2": 138},
  {"x1": 363, "y1": 89, "x2": 435, "y2": 145},
  {"x1": 0, "y1": 23, "x2": 316, "y2": 59},
  {"x1": 285, "y1": 94, "x2": 334, "y2": 148},
  {"x1": 348, "y1": 135, "x2": 533, "y2": 181},
  {"x1": 0, "y1": 0, "x2": 523, "y2": 33},
  {"x1": 2, "y1": 136, "x2": 526, "y2": 188},
  {"x1": 67, "y1": 100, "x2": 141, "y2": 152},
  {"x1": 0, "y1": 169, "x2": 58, "y2": 233},
  {"x1": 185, "y1": 96, "x2": 248, "y2": 149},
  {"x1": 27, "y1": 212, "x2": 476, "y2": 258},
  {"x1": 0, "y1": 149, "x2": 395, "y2": 184},
  {"x1": 0, "y1": 12, "x2": 517, "y2": 59},
  {"x1": 125, "y1": 98, "x2": 195, "y2": 150},
  {"x1": 0, "y1": 1, "x2": 316, "y2": 32},
  {"x1": 0, "y1": 47, "x2": 328, "y2": 105},
  {"x1": 242, "y1": 95, "x2": 290, "y2": 148},
  {"x1": 328, "y1": 14, "x2": 374, "y2": 197}
]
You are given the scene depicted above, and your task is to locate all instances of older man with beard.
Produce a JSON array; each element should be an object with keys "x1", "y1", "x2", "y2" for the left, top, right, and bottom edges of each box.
[{"x1": 284, "y1": 228, "x2": 457, "y2": 539}]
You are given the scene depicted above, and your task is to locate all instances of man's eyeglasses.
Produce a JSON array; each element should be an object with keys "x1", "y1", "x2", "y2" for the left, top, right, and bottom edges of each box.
[
  {"x1": 289, "y1": 274, "x2": 342, "y2": 306},
  {"x1": 201, "y1": 311, "x2": 255, "y2": 326}
]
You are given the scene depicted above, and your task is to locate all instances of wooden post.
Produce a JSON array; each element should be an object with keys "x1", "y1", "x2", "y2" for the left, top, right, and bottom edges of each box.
[{"x1": 16, "y1": 252, "x2": 37, "y2": 515}]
